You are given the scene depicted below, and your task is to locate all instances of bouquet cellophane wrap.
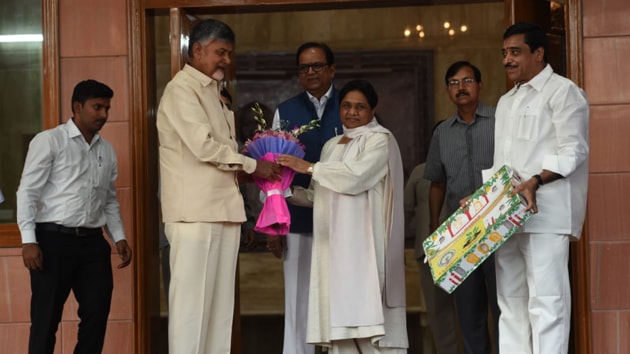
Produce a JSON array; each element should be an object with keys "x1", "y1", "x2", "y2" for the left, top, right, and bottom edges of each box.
[
  {"x1": 422, "y1": 165, "x2": 533, "y2": 293},
  {"x1": 242, "y1": 103, "x2": 320, "y2": 235},
  {"x1": 244, "y1": 135, "x2": 305, "y2": 235}
]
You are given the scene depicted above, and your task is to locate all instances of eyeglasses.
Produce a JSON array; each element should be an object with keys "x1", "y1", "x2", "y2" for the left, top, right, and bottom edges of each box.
[
  {"x1": 447, "y1": 77, "x2": 476, "y2": 87},
  {"x1": 298, "y1": 62, "x2": 328, "y2": 74}
]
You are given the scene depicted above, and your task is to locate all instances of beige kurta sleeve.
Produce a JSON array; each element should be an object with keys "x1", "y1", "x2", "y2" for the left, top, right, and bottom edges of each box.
[{"x1": 158, "y1": 67, "x2": 257, "y2": 174}]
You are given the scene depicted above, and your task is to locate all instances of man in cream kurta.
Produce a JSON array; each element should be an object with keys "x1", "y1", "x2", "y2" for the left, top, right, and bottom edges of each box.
[{"x1": 157, "y1": 19, "x2": 280, "y2": 354}]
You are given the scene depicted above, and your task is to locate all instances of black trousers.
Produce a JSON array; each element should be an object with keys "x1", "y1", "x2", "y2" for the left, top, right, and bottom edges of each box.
[
  {"x1": 29, "y1": 226, "x2": 113, "y2": 354},
  {"x1": 454, "y1": 253, "x2": 501, "y2": 354}
]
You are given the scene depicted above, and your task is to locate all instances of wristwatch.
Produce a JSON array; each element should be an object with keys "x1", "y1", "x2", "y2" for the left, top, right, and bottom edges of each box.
[
  {"x1": 533, "y1": 174, "x2": 544, "y2": 187},
  {"x1": 307, "y1": 164, "x2": 314, "y2": 175}
]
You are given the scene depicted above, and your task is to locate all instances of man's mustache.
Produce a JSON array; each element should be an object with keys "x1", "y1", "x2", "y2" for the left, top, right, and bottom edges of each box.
[{"x1": 456, "y1": 91, "x2": 469, "y2": 98}]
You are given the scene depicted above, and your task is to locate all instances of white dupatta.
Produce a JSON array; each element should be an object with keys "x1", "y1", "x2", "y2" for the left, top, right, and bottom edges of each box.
[{"x1": 328, "y1": 118, "x2": 406, "y2": 328}]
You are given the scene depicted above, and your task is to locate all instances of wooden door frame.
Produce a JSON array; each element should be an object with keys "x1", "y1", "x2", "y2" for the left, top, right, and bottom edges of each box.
[
  {"x1": 563, "y1": 3, "x2": 592, "y2": 353},
  {"x1": 129, "y1": 1, "x2": 590, "y2": 353}
]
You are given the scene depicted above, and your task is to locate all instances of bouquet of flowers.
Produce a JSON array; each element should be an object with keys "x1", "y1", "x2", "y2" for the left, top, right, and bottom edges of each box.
[{"x1": 242, "y1": 103, "x2": 319, "y2": 235}]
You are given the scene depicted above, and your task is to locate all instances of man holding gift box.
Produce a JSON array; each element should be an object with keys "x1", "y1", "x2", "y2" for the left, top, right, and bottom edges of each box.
[
  {"x1": 484, "y1": 22, "x2": 589, "y2": 354},
  {"x1": 156, "y1": 18, "x2": 281, "y2": 354},
  {"x1": 424, "y1": 61, "x2": 499, "y2": 354}
]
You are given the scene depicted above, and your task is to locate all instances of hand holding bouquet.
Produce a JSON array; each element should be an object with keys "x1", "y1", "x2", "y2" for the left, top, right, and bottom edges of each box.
[{"x1": 242, "y1": 103, "x2": 319, "y2": 235}]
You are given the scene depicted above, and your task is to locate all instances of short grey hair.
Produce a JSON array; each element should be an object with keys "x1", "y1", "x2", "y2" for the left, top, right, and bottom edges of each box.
[{"x1": 188, "y1": 18, "x2": 235, "y2": 57}]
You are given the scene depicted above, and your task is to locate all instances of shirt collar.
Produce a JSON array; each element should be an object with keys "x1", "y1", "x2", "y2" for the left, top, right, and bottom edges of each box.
[
  {"x1": 507, "y1": 64, "x2": 553, "y2": 96},
  {"x1": 66, "y1": 117, "x2": 82, "y2": 138},
  {"x1": 306, "y1": 83, "x2": 334, "y2": 103},
  {"x1": 183, "y1": 63, "x2": 215, "y2": 88},
  {"x1": 527, "y1": 63, "x2": 553, "y2": 92},
  {"x1": 475, "y1": 102, "x2": 494, "y2": 119},
  {"x1": 65, "y1": 117, "x2": 101, "y2": 145},
  {"x1": 451, "y1": 102, "x2": 492, "y2": 125}
]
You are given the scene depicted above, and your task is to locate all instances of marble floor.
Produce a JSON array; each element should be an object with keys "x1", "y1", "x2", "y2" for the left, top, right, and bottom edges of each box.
[
  {"x1": 158, "y1": 247, "x2": 436, "y2": 354},
  {"x1": 158, "y1": 312, "x2": 428, "y2": 354}
]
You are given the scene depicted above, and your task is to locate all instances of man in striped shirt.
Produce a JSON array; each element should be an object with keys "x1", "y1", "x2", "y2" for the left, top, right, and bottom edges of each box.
[{"x1": 424, "y1": 61, "x2": 499, "y2": 354}]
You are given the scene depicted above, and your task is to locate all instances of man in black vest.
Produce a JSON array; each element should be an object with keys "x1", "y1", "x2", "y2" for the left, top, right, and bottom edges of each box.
[{"x1": 267, "y1": 42, "x2": 342, "y2": 354}]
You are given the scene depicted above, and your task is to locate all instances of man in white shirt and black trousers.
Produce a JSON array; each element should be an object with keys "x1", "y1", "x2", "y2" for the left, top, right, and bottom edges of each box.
[{"x1": 17, "y1": 79, "x2": 132, "y2": 354}]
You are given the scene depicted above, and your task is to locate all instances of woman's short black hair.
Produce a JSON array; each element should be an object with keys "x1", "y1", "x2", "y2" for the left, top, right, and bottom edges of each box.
[{"x1": 339, "y1": 79, "x2": 378, "y2": 109}]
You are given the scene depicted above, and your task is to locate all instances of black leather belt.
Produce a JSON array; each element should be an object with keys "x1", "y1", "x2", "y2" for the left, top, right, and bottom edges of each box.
[{"x1": 36, "y1": 222, "x2": 102, "y2": 237}]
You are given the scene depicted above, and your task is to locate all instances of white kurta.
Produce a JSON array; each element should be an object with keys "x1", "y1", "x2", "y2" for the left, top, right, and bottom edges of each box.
[{"x1": 298, "y1": 131, "x2": 408, "y2": 352}]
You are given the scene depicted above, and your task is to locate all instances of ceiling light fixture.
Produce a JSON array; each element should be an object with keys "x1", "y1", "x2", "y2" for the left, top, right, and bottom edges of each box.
[{"x1": 0, "y1": 34, "x2": 43, "y2": 43}]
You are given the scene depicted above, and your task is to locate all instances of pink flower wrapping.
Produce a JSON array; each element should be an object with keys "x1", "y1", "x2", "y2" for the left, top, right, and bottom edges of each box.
[
  {"x1": 252, "y1": 152, "x2": 300, "y2": 235},
  {"x1": 242, "y1": 103, "x2": 318, "y2": 235}
]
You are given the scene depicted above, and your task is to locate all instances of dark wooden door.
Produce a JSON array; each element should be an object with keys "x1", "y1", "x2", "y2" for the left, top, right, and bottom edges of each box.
[{"x1": 138, "y1": 2, "x2": 589, "y2": 354}]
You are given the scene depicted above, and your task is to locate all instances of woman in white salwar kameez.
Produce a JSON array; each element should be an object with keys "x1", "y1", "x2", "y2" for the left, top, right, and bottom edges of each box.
[{"x1": 277, "y1": 79, "x2": 408, "y2": 354}]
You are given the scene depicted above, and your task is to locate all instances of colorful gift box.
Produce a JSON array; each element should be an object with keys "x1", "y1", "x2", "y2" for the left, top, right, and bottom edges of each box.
[{"x1": 422, "y1": 165, "x2": 533, "y2": 293}]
